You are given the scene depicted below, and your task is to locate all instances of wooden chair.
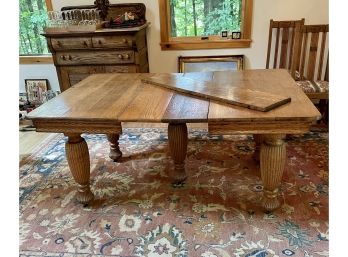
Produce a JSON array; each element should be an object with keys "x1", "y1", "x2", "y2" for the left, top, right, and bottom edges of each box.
[
  {"x1": 266, "y1": 19, "x2": 305, "y2": 70},
  {"x1": 291, "y1": 24, "x2": 329, "y2": 123}
]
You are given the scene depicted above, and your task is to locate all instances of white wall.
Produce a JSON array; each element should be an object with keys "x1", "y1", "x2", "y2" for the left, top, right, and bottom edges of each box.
[
  {"x1": 19, "y1": 64, "x2": 60, "y2": 92},
  {"x1": 19, "y1": 0, "x2": 329, "y2": 92}
]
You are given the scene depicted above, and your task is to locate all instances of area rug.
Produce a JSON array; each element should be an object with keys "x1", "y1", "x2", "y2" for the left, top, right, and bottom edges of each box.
[{"x1": 19, "y1": 128, "x2": 328, "y2": 257}]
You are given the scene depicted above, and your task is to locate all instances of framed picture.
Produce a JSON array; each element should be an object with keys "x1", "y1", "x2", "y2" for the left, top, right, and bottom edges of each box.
[
  {"x1": 232, "y1": 31, "x2": 241, "y2": 39},
  {"x1": 178, "y1": 55, "x2": 244, "y2": 73},
  {"x1": 25, "y1": 79, "x2": 49, "y2": 104},
  {"x1": 221, "y1": 30, "x2": 228, "y2": 38}
]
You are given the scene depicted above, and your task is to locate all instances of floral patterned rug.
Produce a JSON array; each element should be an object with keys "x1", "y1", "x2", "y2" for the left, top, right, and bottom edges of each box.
[{"x1": 19, "y1": 128, "x2": 328, "y2": 257}]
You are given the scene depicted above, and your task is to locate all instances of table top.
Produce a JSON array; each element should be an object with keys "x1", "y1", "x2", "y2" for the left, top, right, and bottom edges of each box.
[{"x1": 28, "y1": 69, "x2": 321, "y2": 133}]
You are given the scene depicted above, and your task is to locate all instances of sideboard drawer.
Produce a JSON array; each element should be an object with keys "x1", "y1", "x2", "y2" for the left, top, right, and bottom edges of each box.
[
  {"x1": 92, "y1": 36, "x2": 134, "y2": 48},
  {"x1": 51, "y1": 37, "x2": 92, "y2": 50},
  {"x1": 60, "y1": 66, "x2": 104, "y2": 89},
  {"x1": 56, "y1": 51, "x2": 135, "y2": 65},
  {"x1": 104, "y1": 65, "x2": 138, "y2": 73},
  {"x1": 63, "y1": 65, "x2": 138, "y2": 87},
  {"x1": 69, "y1": 74, "x2": 91, "y2": 86}
]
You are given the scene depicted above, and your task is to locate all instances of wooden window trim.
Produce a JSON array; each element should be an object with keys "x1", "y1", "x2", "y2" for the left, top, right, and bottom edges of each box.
[
  {"x1": 19, "y1": 55, "x2": 53, "y2": 64},
  {"x1": 45, "y1": 0, "x2": 53, "y2": 11},
  {"x1": 19, "y1": 0, "x2": 53, "y2": 64},
  {"x1": 159, "y1": 0, "x2": 253, "y2": 50}
]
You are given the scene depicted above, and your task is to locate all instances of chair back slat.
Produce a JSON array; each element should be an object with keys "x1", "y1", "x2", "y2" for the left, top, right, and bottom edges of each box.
[
  {"x1": 293, "y1": 27, "x2": 303, "y2": 72},
  {"x1": 279, "y1": 27, "x2": 290, "y2": 68},
  {"x1": 266, "y1": 19, "x2": 274, "y2": 69},
  {"x1": 288, "y1": 26, "x2": 296, "y2": 69},
  {"x1": 299, "y1": 32, "x2": 308, "y2": 80},
  {"x1": 266, "y1": 19, "x2": 305, "y2": 70},
  {"x1": 317, "y1": 31, "x2": 327, "y2": 80},
  {"x1": 324, "y1": 54, "x2": 329, "y2": 81},
  {"x1": 307, "y1": 32, "x2": 319, "y2": 80},
  {"x1": 273, "y1": 27, "x2": 280, "y2": 68}
]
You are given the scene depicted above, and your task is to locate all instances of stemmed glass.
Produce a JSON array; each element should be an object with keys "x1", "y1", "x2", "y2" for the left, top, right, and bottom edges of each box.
[{"x1": 46, "y1": 8, "x2": 101, "y2": 29}]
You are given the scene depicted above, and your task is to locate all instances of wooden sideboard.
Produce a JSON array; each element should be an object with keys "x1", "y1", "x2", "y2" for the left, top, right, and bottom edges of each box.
[{"x1": 43, "y1": 2, "x2": 149, "y2": 92}]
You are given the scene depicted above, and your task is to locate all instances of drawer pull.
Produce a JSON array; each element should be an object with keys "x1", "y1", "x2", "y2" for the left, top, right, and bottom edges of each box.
[
  {"x1": 83, "y1": 41, "x2": 88, "y2": 46},
  {"x1": 98, "y1": 40, "x2": 103, "y2": 44},
  {"x1": 118, "y1": 54, "x2": 123, "y2": 59},
  {"x1": 124, "y1": 54, "x2": 130, "y2": 59},
  {"x1": 60, "y1": 55, "x2": 72, "y2": 61},
  {"x1": 122, "y1": 38, "x2": 128, "y2": 44}
]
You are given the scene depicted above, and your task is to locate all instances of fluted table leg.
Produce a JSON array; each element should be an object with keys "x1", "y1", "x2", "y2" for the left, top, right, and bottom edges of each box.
[
  {"x1": 107, "y1": 133, "x2": 122, "y2": 161},
  {"x1": 260, "y1": 134, "x2": 286, "y2": 211},
  {"x1": 168, "y1": 123, "x2": 188, "y2": 182},
  {"x1": 253, "y1": 134, "x2": 263, "y2": 162},
  {"x1": 65, "y1": 133, "x2": 94, "y2": 203}
]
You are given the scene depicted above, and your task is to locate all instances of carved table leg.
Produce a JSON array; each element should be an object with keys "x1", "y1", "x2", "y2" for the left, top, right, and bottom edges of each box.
[
  {"x1": 65, "y1": 133, "x2": 94, "y2": 203},
  {"x1": 253, "y1": 134, "x2": 263, "y2": 162},
  {"x1": 107, "y1": 133, "x2": 122, "y2": 161},
  {"x1": 260, "y1": 134, "x2": 286, "y2": 211},
  {"x1": 168, "y1": 123, "x2": 188, "y2": 182}
]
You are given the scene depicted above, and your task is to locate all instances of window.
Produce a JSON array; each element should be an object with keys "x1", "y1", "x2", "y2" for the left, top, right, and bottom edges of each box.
[
  {"x1": 159, "y1": 0, "x2": 253, "y2": 50},
  {"x1": 19, "y1": 0, "x2": 53, "y2": 63}
]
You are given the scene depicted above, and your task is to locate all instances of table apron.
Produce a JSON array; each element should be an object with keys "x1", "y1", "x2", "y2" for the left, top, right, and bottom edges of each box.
[
  {"x1": 208, "y1": 120, "x2": 313, "y2": 134},
  {"x1": 32, "y1": 119, "x2": 122, "y2": 134}
]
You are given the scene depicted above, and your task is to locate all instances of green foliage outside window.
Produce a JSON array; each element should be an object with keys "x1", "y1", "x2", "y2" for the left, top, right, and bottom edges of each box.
[
  {"x1": 19, "y1": 0, "x2": 49, "y2": 55},
  {"x1": 170, "y1": 0, "x2": 242, "y2": 37}
]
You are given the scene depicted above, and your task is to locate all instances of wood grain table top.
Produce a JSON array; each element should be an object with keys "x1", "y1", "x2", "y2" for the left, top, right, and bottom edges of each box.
[{"x1": 28, "y1": 69, "x2": 321, "y2": 131}]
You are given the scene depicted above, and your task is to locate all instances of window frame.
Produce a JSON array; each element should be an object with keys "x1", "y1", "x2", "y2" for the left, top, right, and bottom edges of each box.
[
  {"x1": 158, "y1": 0, "x2": 253, "y2": 50},
  {"x1": 19, "y1": 0, "x2": 53, "y2": 64}
]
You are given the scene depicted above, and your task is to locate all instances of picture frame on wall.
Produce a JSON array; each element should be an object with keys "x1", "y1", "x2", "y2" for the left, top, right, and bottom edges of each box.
[
  {"x1": 25, "y1": 79, "x2": 49, "y2": 105},
  {"x1": 232, "y1": 31, "x2": 241, "y2": 39},
  {"x1": 221, "y1": 30, "x2": 228, "y2": 38},
  {"x1": 178, "y1": 55, "x2": 244, "y2": 73}
]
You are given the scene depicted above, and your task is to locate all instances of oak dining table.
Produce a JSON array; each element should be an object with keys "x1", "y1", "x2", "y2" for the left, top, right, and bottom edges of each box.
[{"x1": 27, "y1": 69, "x2": 321, "y2": 211}]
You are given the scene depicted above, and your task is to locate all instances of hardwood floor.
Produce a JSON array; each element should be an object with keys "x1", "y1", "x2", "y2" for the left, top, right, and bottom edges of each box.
[
  {"x1": 19, "y1": 129, "x2": 54, "y2": 159},
  {"x1": 19, "y1": 122, "x2": 208, "y2": 158}
]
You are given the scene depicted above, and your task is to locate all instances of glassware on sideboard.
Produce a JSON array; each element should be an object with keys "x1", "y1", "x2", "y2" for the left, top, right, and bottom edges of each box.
[{"x1": 45, "y1": 9, "x2": 101, "y2": 32}]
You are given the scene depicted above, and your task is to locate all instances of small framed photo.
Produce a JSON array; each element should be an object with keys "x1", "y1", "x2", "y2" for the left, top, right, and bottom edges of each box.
[
  {"x1": 221, "y1": 30, "x2": 228, "y2": 38},
  {"x1": 25, "y1": 79, "x2": 49, "y2": 105},
  {"x1": 232, "y1": 31, "x2": 241, "y2": 39}
]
